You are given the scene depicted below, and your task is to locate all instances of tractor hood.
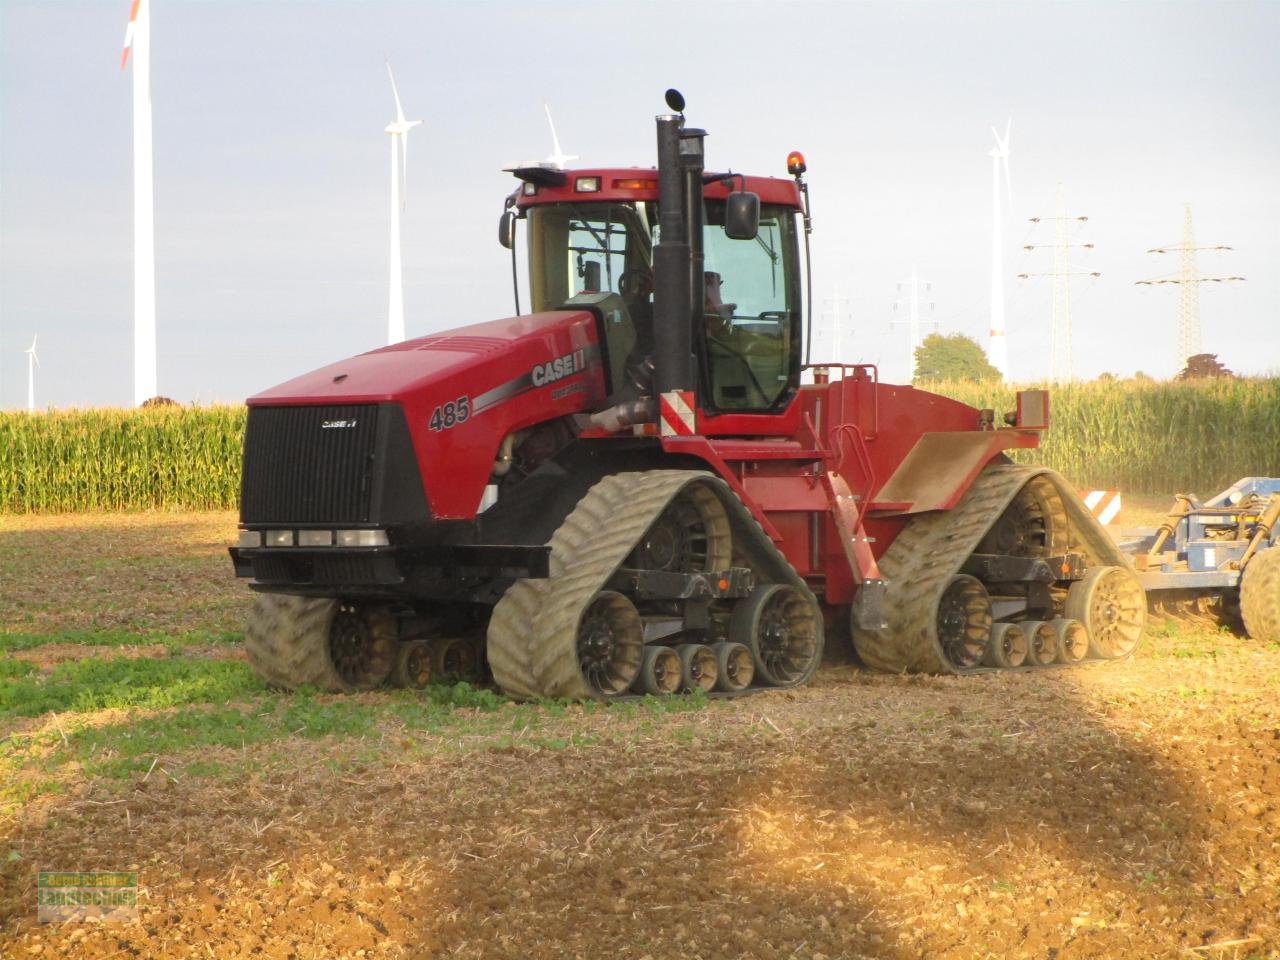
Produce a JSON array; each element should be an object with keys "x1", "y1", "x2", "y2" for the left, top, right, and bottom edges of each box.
[
  {"x1": 243, "y1": 309, "x2": 609, "y2": 520},
  {"x1": 249, "y1": 310, "x2": 599, "y2": 406}
]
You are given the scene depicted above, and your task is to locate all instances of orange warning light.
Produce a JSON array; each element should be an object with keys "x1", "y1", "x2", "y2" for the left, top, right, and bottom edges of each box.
[
  {"x1": 786, "y1": 151, "x2": 807, "y2": 176},
  {"x1": 718, "y1": 579, "x2": 729, "y2": 591}
]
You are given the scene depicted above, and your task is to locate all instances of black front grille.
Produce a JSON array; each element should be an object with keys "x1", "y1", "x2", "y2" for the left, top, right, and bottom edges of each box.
[{"x1": 241, "y1": 405, "x2": 379, "y2": 524}]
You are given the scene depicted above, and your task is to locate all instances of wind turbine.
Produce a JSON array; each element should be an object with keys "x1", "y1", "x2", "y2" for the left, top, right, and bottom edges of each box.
[
  {"x1": 988, "y1": 119, "x2": 1012, "y2": 381},
  {"x1": 25, "y1": 336, "x2": 40, "y2": 413},
  {"x1": 121, "y1": 0, "x2": 156, "y2": 406},
  {"x1": 543, "y1": 103, "x2": 578, "y2": 169},
  {"x1": 385, "y1": 60, "x2": 422, "y2": 345}
]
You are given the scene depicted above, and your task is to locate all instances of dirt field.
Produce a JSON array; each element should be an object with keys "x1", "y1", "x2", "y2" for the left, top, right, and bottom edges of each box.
[{"x1": 1, "y1": 508, "x2": 1278, "y2": 959}]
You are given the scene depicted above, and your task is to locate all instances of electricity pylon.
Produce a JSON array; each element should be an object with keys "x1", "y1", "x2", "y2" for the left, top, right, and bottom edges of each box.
[
  {"x1": 1136, "y1": 204, "x2": 1244, "y2": 371},
  {"x1": 891, "y1": 265, "x2": 935, "y2": 380},
  {"x1": 1018, "y1": 183, "x2": 1098, "y2": 383}
]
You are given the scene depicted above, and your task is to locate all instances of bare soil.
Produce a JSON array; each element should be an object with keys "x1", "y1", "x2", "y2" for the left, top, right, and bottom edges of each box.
[{"x1": 2, "y1": 509, "x2": 1278, "y2": 959}]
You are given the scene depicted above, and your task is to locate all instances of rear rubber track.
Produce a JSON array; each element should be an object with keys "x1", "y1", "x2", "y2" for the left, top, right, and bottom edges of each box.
[{"x1": 852, "y1": 463, "x2": 1138, "y2": 674}]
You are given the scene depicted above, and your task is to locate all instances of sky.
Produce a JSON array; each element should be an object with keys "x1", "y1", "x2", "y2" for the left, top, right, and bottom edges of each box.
[{"x1": 1, "y1": 0, "x2": 1277, "y2": 410}]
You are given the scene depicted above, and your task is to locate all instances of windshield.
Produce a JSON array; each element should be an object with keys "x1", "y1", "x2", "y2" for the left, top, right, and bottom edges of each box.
[{"x1": 525, "y1": 198, "x2": 801, "y2": 413}]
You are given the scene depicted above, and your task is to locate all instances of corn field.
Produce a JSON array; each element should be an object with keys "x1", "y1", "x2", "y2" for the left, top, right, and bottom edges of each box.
[
  {"x1": 0, "y1": 406, "x2": 245, "y2": 513},
  {"x1": 2, "y1": 378, "x2": 1278, "y2": 513},
  {"x1": 930, "y1": 377, "x2": 1280, "y2": 494}
]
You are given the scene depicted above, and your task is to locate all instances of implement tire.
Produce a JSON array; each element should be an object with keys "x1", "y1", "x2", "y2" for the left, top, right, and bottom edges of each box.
[
  {"x1": 245, "y1": 594, "x2": 343, "y2": 691},
  {"x1": 1241, "y1": 547, "x2": 1280, "y2": 643}
]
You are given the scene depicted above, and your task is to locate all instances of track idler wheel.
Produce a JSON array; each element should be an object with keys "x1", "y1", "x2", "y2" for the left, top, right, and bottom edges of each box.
[
  {"x1": 575, "y1": 591, "x2": 644, "y2": 698},
  {"x1": 392, "y1": 639, "x2": 434, "y2": 689},
  {"x1": 730, "y1": 584, "x2": 822, "y2": 687},
  {"x1": 1019, "y1": 620, "x2": 1057, "y2": 666},
  {"x1": 937, "y1": 575, "x2": 993, "y2": 670},
  {"x1": 328, "y1": 603, "x2": 398, "y2": 691},
  {"x1": 1065, "y1": 565, "x2": 1146, "y2": 659},
  {"x1": 983, "y1": 622, "x2": 1028, "y2": 669},
  {"x1": 676, "y1": 643, "x2": 718, "y2": 693},
  {"x1": 1048, "y1": 618, "x2": 1088, "y2": 664},
  {"x1": 635, "y1": 645, "x2": 681, "y2": 695},
  {"x1": 711, "y1": 641, "x2": 754, "y2": 692}
]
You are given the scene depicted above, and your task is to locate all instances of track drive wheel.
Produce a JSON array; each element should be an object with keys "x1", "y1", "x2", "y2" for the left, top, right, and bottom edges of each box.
[
  {"x1": 392, "y1": 639, "x2": 433, "y2": 689},
  {"x1": 937, "y1": 575, "x2": 993, "y2": 670},
  {"x1": 1241, "y1": 548, "x2": 1280, "y2": 642},
  {"x1": 627, "y1": 485, "x2": 732, "y2": 573},
  {"x1": 977, "y1": 476, "x2": 1068, "y2": 558},
  {"x1": 711, "y1": 641, "x2": 754, "y2": 692},
  {"x1": 635, "y1": 645, "x2": 681, "y2": 695},
  {"x1": 1048, "y1": 618, "x2": 1088, "y2": 664},
  {"x1": 575, "y1": 591, "x2": 644, "y2": 698},
  {"x1": 984, "y1": 622, "x2": 1028, "y2": 669},
  {"x1": 327, "y1": 603, "x2": 398, "y2": 690},
  {"x1": 677, "y1": 643, "x2": 718, "y2": 693},
  {"x1": 730, "y1": 584, "x2": 821, "y2": 687},
  {"x1": 1065, "y1": 566, "x2": 1146, "y2": 659},
  {"x1": 1019, "y1": 620, "x2": 1057, "y2": 666}
]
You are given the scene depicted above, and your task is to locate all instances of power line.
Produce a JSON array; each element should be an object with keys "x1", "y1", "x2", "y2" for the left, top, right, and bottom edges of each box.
[
  {"x1": 890, "y1": 265, "x2": 935, "y2": 378},
  {"x1": 1018, "y1": 183, "x2": 1099, "y2": 383},
  {"x1": 1136, "y1": 203, "x2": 1245, "y2": 371}
]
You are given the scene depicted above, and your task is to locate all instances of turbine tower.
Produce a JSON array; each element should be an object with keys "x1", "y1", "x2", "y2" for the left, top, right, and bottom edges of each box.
[
  {"x1": 1136, "y1": 204, "x2": 1244, "y2": 372},
  {"x1": 25, "y1": 336, "x2": 40, "y2": 413},
  {"x1": 988, "y1": 119, "x2": 1012, "y2": 381},
  {"x1": 385, "y1": 61, "x2": 422, "y2": 345},
  {"x1": 543, "y1": 103, "x2": 578, "y2": 169},
  {"x1": 122, "y1": 0, "x2": 156, "y2": 405}
]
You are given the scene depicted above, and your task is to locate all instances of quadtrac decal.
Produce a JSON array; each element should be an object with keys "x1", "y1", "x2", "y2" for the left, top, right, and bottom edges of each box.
[{"x1": 468, "y1": 344, "x2": 601, "y2": 418}]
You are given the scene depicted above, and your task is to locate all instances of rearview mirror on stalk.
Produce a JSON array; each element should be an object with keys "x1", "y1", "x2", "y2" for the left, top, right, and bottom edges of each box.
[
  {"x1": 725, "y1": 190, "x2": 760, "y2": 240},
  {"x1": 498, "y1": 210, "x2": 516, "y2": 250}
]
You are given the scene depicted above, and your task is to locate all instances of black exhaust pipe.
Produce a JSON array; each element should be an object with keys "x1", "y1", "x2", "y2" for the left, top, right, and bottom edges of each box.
[{"x1": 652, "y1": 109, "x2": 704, "y2": 399}]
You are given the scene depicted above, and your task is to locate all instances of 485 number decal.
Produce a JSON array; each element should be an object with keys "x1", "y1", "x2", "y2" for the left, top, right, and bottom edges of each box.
[{"x1": 428, "y1": 396, "x2": 470, "y2": 432}]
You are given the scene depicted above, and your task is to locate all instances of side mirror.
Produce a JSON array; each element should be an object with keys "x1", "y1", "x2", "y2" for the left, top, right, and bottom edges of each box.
[
  {"x1": 725, "y1": 191, "x2": 760, "y2": 240},
  {"x1": 498, "y1": 210, "x2": 516, "y2": 250}
]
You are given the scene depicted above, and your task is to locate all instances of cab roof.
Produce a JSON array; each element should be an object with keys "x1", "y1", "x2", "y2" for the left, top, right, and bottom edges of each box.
[{"x1": 510, "y1": 166, "x2": 802, "y2": 210}]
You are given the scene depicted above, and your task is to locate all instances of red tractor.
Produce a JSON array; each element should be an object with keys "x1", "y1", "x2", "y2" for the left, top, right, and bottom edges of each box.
[{"x1": 230, "y1": 90, "x2": 1145, "y2": 698}]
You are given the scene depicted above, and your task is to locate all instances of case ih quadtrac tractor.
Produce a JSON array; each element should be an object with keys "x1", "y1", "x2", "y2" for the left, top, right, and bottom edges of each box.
[{"x1": 230, "y1": 90, "x2": 1145, "y2": 699}]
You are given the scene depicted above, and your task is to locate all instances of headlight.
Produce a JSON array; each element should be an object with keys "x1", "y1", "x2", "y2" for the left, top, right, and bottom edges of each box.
[
  {"x1": 336, "y1": 529, "x2": 389, "y2": 547},
  {"x1": 298, "y1": 530, "x2": 334, "y2": 547},
  {"x1": 265, "y1": 530, "x2": 295, "y2": 547},
  {"x1": 237, "y1": 530, "x2": 262, "y2": 548}
]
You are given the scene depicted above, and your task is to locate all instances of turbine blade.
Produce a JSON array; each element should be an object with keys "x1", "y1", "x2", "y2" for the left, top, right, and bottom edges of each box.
[
  {"x1": 121, "y1": 0, "x2": 141, "y2": 70},
  {"x1": 386, "y1": 60, "x2": 406, "y2": 124},
  {"x1": 544, "y1": 103, "x2": 563, "y2": 158}
]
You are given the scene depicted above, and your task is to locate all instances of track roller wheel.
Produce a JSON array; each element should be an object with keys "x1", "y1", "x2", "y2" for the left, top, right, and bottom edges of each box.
[
  {"x1": 676, "y1": 643, "x2": 718, "y2": 693},
  {"x1": 1048, "y1": 618, "x2": 1088, "y2": 664},
  {"x1": 392, "y1": 639, "x2": 433, "y2": 689},
  {"x1": 1019, "y1": 620, "x2": 1058, "y2": 666},
  {"x1": 431, "y1": 636, "x2": 480, "y2": 680},
  {"x1": 983, "y1": 622, "x2": 1028, "y2": 669},
  {"x1": 327, "y1": 603, "x2": 397, "y2": 690},
  {"x1": 937, "y1": 575, "x2": 993, "y2": 670},
  {"x1": 1241, "y1": 548, "x2": 1280, "y2": 642},
  {"x1": 576, "y1": 591, "x2": 644, "y2": 698},
  {"x1": 1065, "y1": 565, "x2": 1146, "y2": 659},
  {"x1": 710, "y1": 641, "x2": 754, "y2": 692},
  {"x1": 730, "y1": 584, "x2": 821, "y2": 687},
  {"x1": 635, "y1": 645, "x2": 681, "y2": 695}
]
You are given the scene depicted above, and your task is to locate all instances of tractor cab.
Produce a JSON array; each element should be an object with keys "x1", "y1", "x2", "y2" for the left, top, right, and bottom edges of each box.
[{"x1": 504, "y1": 163, "x2": 806, "y2": 418}]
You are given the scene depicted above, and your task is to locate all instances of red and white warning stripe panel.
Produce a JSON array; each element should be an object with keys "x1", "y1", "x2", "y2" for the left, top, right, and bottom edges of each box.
[
  {"x1": 1079, "y1": 489, "x2": 1122, "y2": 526},
  {"x1": 659, "y1": 391, "x2": 697, "y2": 437}
]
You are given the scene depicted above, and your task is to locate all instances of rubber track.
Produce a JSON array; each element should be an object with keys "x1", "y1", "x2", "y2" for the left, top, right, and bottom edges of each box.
[
  {"x1": 852, "y1": 463, "x2": 1137, "y2": 674},
  {"x1": 486, "y1": 470, "x2": 822, "y2": 700},
  {"x1": 244, "y1": 594, "x2": 342, "y2": 690}
]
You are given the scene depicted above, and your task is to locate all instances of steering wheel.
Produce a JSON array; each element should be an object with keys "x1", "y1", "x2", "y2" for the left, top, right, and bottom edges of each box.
[{"x1": 618, "y1": 268, "x2": 650, "y2": 300}]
